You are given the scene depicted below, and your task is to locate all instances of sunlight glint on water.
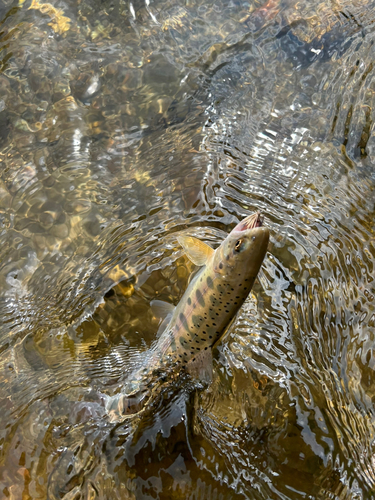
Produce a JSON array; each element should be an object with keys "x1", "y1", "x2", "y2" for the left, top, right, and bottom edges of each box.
[{"x1": 0, "y1": 0, "x2": 374, "y2": 498}]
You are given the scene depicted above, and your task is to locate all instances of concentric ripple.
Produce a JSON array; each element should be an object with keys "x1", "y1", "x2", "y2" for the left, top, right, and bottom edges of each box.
[{"x1": 0, "y1": 0, "x2": 375, "y2": 498}]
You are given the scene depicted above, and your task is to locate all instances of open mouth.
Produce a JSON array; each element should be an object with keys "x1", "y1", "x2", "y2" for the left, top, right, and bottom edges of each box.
[{"x1": 234, "y1": 212, "x2": 263, "y2": 232}]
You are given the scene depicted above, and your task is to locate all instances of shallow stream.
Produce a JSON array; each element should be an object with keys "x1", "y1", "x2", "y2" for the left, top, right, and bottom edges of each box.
[{"x1": 0, "y1": 0, "x2": 375, "y2": 498}]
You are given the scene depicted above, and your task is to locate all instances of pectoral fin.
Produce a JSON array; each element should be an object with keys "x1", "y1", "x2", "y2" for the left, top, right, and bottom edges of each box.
[
  {"x1": 177, "y1": 235, "x2": 214, "y2": 266},
  {"x1": 186, "y1": 348, "x2": 213, "y2": 385}
]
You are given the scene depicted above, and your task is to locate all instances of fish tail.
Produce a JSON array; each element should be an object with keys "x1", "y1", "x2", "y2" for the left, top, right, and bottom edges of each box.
[
  {"x1": 104, "y1": 359, "x2": 156, "y2": 422},
  {"x1": 105, "y1": 388, "x2": 150, "y2": 422}
]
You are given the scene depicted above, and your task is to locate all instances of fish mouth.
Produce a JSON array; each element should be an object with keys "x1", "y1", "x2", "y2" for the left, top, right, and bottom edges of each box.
[{"x1": 233, "y1": 212, "x2": 264, "y2": 232}]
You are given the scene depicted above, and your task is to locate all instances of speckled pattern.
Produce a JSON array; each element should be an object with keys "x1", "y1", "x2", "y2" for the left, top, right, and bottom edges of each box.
[
  {"x1": 1, "y1": 0, "x2": 375, "y2": 497},
  {"x1": 107, "y1": 214, "x2": 269, "y2": 420}
]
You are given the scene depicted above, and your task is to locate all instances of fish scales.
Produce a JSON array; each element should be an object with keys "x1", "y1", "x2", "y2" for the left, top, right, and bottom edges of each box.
[
  {"x1": 160, "y1": 263, "x2": 256, "y2": 362},
  {"x1": 106, "y1": 212, "x2": 269, "y2": 421}
]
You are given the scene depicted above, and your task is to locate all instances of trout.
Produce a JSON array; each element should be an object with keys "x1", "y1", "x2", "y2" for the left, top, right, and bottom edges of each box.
[{"x1": 106, "y1": 212, "x2": 269, "y2": 421}]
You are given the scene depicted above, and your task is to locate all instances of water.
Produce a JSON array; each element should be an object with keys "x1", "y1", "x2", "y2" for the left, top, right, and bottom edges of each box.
[{"x1": 0, "y1": 0, "x2": 375, "y2": 498}]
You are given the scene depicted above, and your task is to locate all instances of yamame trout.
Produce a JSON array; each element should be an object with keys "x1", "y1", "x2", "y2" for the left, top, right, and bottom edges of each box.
[{"x1": 106, "y1": 212, "x2": 269, "y2": 421}]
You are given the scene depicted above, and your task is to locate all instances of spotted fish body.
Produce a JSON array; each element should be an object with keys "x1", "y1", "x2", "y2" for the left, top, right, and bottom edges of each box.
[{"x1": 106, "y1": 213, "x2": 269, "y2": 421}]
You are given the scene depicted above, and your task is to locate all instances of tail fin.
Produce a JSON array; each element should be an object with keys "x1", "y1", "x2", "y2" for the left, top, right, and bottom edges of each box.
[{"x1": 105, "y1": 388, "x2": 151, "y2": 422}]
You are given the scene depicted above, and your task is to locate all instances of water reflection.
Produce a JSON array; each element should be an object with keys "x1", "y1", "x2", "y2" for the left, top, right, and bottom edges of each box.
[{"x1": 0, "y1": 0, "x2": 375, "y2": 498}]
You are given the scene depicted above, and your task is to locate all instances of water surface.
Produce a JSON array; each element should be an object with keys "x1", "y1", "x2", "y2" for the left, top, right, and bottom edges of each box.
[{"x1": 0, "y1": 0, "x2": 375, "y2": 498}]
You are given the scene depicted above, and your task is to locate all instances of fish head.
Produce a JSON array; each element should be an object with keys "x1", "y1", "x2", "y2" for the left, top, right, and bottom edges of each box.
[{"x1": 216, "y1": 213, "x2": 269, "y2": 279}]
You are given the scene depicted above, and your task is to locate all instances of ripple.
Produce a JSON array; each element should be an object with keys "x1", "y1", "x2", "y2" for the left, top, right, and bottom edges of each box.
[{"x1": 1, "y1": 0, "x2": 375, "y2": 498}]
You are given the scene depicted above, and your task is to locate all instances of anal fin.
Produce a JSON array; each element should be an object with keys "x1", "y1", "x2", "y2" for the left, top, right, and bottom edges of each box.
[{"x1": 186, "y1": 348, "x2": 213, "y2": 386}]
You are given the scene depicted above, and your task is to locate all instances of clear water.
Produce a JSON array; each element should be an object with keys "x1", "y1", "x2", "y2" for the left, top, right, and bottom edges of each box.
[{"x1": 0, "y1": 0, "x2": 375, "y2": 498}]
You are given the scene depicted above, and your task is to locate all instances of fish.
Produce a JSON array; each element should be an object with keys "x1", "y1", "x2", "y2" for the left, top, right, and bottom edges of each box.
[{"x1": 106, "y1": 212, "x2": 269, "y2": 422}]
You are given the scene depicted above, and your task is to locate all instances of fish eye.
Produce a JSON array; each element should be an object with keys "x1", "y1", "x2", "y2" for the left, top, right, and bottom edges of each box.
[{"x1": 234, "y1": 239, "x2": 242, "y2": 252}]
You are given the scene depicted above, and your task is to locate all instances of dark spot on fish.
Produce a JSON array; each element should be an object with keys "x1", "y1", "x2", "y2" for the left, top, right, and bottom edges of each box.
[
  {"x1": 203, "y1": 331, "x2": 207, "y2": 334},
  {"x1": 239, "y1": 284, "x2": 242, "y2": 287},
  {"x1": 209, "y1": 336, "x2": 213, "y2": 339},
  {"x1": 205, "y1": 347, "x2": 208, "y2": 350},
  {"x1": 187, "y1": 297, "x2": 192, "y2": 305},
  {"x1": 226, "y1": 254, "x2": 229, "y2": 260},
  {"x1": 212, "y1": 323, "x2": 216, "y2": 326},
  {"x1": 168, "y1": 330, "x2": 177, "y2": 352},
  {"x1": 200, "y1": 277, "x2": 203, "y2": 282},
  {"x1": 234, "y1": 302, "x2": 238, "y2": 305},
  {"x1": 236, "y1": 296, "x2": 240, "y2": 299},
  {"x1": 196, "y1": 289, "x2": 205, "y2": 307},
  {"x1": 179, "y1": 312, "x2": 190, "y2": 332},
  {"x1": 207, "y1": 276, "x2": 214, "y2": 289},
  {"x1": 216, "y1": 313, "x2": 219, "y2": 316},
  {"x1": 206, "y1": 324, "x2": 210, "y2": 327},
  {"x1": 245, "y1": 279, "x2": 249, "y2": 282},
  {"x1": 192, "y1": 358, "x2": 196, "y2": 362},
  {"x1": 179, "y1": 337, "x2": 186, "y2": 347},
  {"x1": 219, "y1": 263, "x2": 223, "y2": 269},
  {"x1": 193, "y1": 304, "x2": 196, "y2": 309},
  {"x1": 184, "y1": 360, "x2": 188, "y2": 364},
  {"x1": 225, "y1": 310, "x2": 229, "y2": 313},
  {"x1": 179, "y1": 354, "x2": 182, "y2": 358},
  {"x1": 231, "y1": 288, "x2": 234, "y2": 291}
]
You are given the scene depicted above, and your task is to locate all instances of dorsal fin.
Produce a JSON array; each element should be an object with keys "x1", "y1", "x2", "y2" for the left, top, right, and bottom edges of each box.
[
  {"x1": 177, "y1": 235, "x2": 214, "y2": 266},
  {"x1": 150, "y1": 299, "x2": 175, "y2": 336},
  {"x1": 150, "y1": 299, "x2": 175, "y2": 319}
]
